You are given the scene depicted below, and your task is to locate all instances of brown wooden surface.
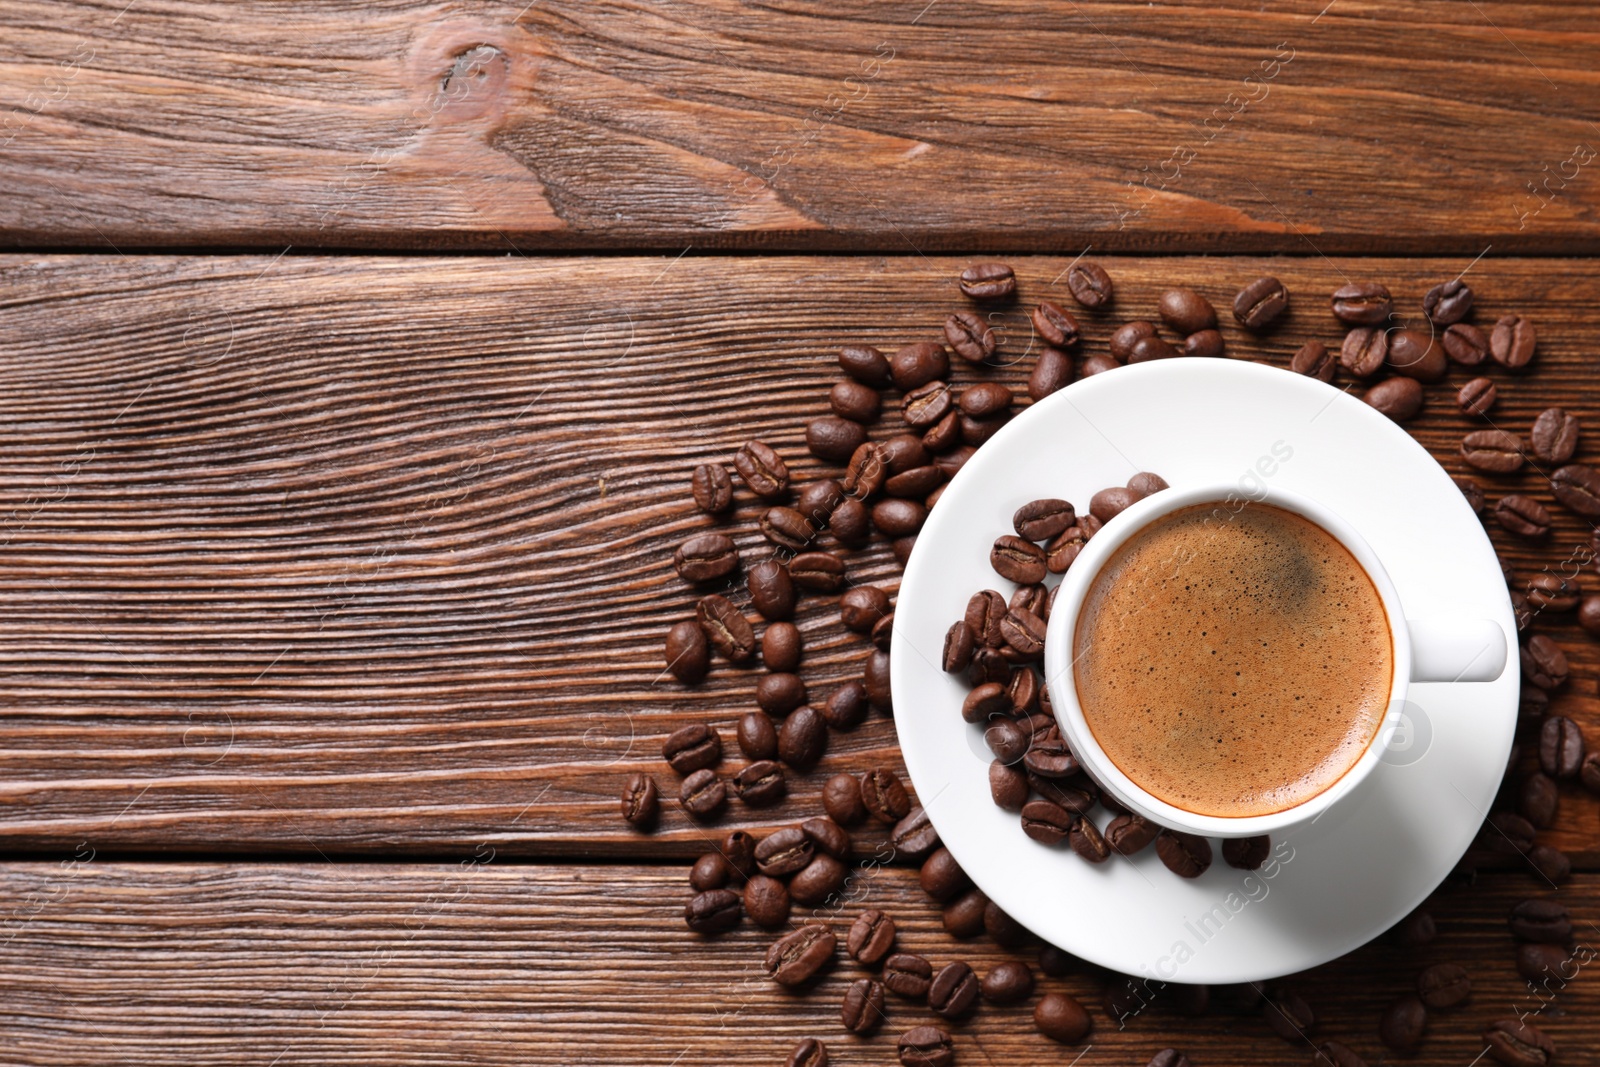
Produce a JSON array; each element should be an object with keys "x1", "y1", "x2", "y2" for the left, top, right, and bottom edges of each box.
[
  {"x1": 0, "y1": 253, "x2": 1595, "y2": 868},
  {"x1": 0, "y1": 862, "x2": 1594, "y2": 1066},
  {"x1": 3, "y1": 2, "x2": 1600, "y2": 253}
]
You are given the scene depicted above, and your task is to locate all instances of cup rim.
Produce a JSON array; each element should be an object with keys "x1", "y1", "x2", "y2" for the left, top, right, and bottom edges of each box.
[{"x1": 1042, "y1": 482, "x2": 1411, "y2": 838}]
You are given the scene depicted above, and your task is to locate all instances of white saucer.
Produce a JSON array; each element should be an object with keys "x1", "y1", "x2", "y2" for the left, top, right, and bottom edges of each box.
[{"x1": 892, "y1": 358, "x2": 1517, "y2": 984}]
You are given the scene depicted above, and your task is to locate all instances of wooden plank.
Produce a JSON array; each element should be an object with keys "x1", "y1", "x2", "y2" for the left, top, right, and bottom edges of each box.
[
  {"x1": 2, "y1": 2, "x2": 1599, "y2": 253},
  {"x1": 0, "y1": 254, "x2": 1596, "y2": 862},
  {"x1": 0, "y1": 862, "x2": 1593, "y2": 1065}
]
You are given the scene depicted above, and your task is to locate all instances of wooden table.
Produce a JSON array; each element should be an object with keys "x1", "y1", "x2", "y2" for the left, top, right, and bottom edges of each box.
[{"x1": 1, "y1": 3, "x2": 1598, "y2": 1063}]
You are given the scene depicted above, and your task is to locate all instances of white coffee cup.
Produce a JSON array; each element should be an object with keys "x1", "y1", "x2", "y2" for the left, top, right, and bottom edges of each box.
[{"x1": 1043, "y1": 482, "x2": 1509, "y2": 839}]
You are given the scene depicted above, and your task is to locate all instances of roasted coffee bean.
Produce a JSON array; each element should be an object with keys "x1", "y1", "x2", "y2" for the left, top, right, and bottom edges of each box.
[
  {"x1": 965, "y1": 589, "x2": 1007, "y2": 646},
  {"x1": 1032, "y1": 300, "x2": 1081, "y2": 348},
  {"x1": 847, "y1": 908, "x2": 897, "y2": 966},
  {"x1": 762, "y1": 623, "x2": 801, "y2": 674},
  {"x1": 920, "y1": 847, "x2": 971, "y2": 902},
  {"x1": 1483, "y1": 1017, "x2": 1556, "y2": 1066},
  {"x1": 748, "y1": 558, "x2": 796, "y2": 621},
  {"x1": 890, "y1": 341, "x2": 950, "y2": 391},
  {"x1": 1222, "y1": 835, "x2": 1271, "y2": 870},
  {"x1": 720, "y1": 830, "x2": 756, "y2": 880},
  {"x1": 1480, "y1": 811, "x2": 1536, "y2": 856},
  {"x1": 987, "y1": 905, "x2": 1033, "y2": 946},
  {"x1": 1539, "y1": 715, "x2": 1584, "y2": 778},
  {"x1": 959, "y1": 262, "x2": 1016, "y2": 302},
  {"x1": 685, "y1": 888, "x2": 742, "y2": 934},
  {"x1": 1516, "y1": 942, "x2": 1573, "y2": 982},
  {"x1": 1014, "y1": 498, "x2": 1076, "y2": 541},
  {"x1": 809, "y1": 781, "x2": 862, "y2": 837},
  {"x1": 1007, "y1": 665, "x2": 1042, "y2": 715},
  {"x1": 1021, "y1": 800, "x2": 1076, "y2": 845},
  {"x1": 679, "y1": 769, "x2": 726, "y2": 819},
  {"x1": 663, "y1": 723, "x2": 721, "y2": 775},
  {"x1": 1156, "y1": 830, "x2": 1213, "y2": 878},
  {"x1": 733, "y1": 759, "x2": 787, "y2": 807},
  {"x1": 1424, "y1": 278, "x2": 1473, "y2": 325},
  {"x1": 974, "y1": 961, "x2": 1036, "y2": 1006},
  {"x1": 790, "y1": 551, "x2": 846, "y2": 592},
  {"x1": 664, "y1": 621, "x2": 710, "y2": 684},
  {"x1": 674, "y1": 532, "x2": 739, "y2": 583},
  {"x1": 884, "y1": 953, "x2": 934, "y2": 999},
  {"x1": 966, "y1": 647, "x2": 1012, "y2": 687},
  {"x1": 807, "y1": 416, "x2": 869, "y2": 463},
  {"x1": 755, "y1": 828, "x2": 814, "y2": 877},
  {"x1": 963, "y1": 681, "x2": 1010, "y2": 724},
  {"x1": 1584, "y1": 752, "x2": 1600, "y2": 794},
  {"x1": 1390, "y1": 909, "x2": 1436, "y2": 949},
  {"x1": 766, "y1": 924, "x2": 836, "y2": 986},
  {"x1": 1158, "y1": 287, "x2": 1217, "y2": 334},
  {"x1": 1291, "y1": 339, "x2": 1336, "y2": 382},
  {"x1": 1029, "y1": 346, "x2": 1074, "y2": 399},
  {"x1": 1264, "y1": 988, "x2": 1315, "y2": 1041},
  {"x1": 936, "y1": 623, "x2": 975, "y2": 677},
  {"x1": 787, "y1": 1038, "x2": 828, "y2": 1067},
  {"x1": 933, "y1": 444, "x2": 977, "y2": 477},
  {"x1": 1000, "y1": 608, "x2": 1046, "y2": 658},
  {"x1": 778, "y1": 706, "x2": 826, "y2": 769},
  {"x1": 840, "y1": 344, "x2": 891, "y2": 385},
  {"x1": 831, "y1": 380, "x2": 882, "y2": 423},
  {"x1": 1415, "y1": 962, "x2": 1471, "y2": 1010},
  {"x1": 990, "y1": 759, "x2": 1030, "y2": 810},
  {"x1": 839, "y1": 586, "x2": 890, "y2": 633},
  {"x1": 1067, "y1": 261, "x2": 1114, "y2": 307},
  {"x1": 1090, "y1": 485, "x2": 1139, "y2": 522},
  {"x1": 797, "y1": 479, "x2": 847, "y2": 528},
  {"x1": 928, "y1": 961, "x2": 979, "y2": 1019},
  {"x1": 863, "y1": 648, "x2": 893, "y2": 712},
  {"x1": 897, "y1": 1025, "x2": 953, "y2": 1067},
  {"x1": 959, "y1": 382, "x2": 1013, "y2": 420},
  {"x1": 892, "y1": 805, "x2": 940, "y2": 859},
  {"x1": 1458, "y1": 376, "x2": 1497, "y2": 415},
  {"x1": 1531, "y1": 408, "x2": 1580, "y2": 463},
  {"x1": 1457, "y1": 476, "x2": 1486, "y2": 513},
  {"x1": 829, "y1": 497, "x2": 871, "y2": 547},
  {"x1": 1031, "y1": 774, "x2": 1095, "y2": 814},
  {"x1": 691, "y1": 464, "x2": 734, "y2": 513},
  {"x1": 1105, "y1": 812, "x2": 1159, "y2": 855},
  {"x1": 942, "y1": 888, "x2": 988, "y2": 939},
  {"x1": 734, "y1": 441, "x2": 789, "y2": 500},
  {"x1": 801, "y1": 816, "x2": 850, "y2": 862},
  {"x1": 1387, "y1": 328, "x2": 1446, "y2": 381},
  {"x1": 697, "y1": 595, "x2": 755, "y2": 662},
  {"x1": 1234, "y1": 276, "x2": 1289, "y2": 331},
  {"x1": 621, "y1": 773, "x2": 658, "y2": 826},
  {"x1": 1508, "y1": 898, "x2": 1571, "y2": 942},
  {"x1": 903, "y1": 381, "x2": 954, "y2": 430},
  {"x1": 885, "y1": 464, "x2": 942, "y2": 499},
  {"x1": 1068, "y1": 814, "x2": 1110, "y2": 863},
  {"x1": 862, "y1": 768, "x2": 911, "y2": 824},
  {"x1": 1491, "y1": 314, "x2": 1537, "y2": 369},
  {"x1": 841, "y1": 978, "x2": 886, "y2": 1035},
  {"x1": 1150, "y1": 1052, "x2": 1196, "y2": 1067},
  {"x1": 870, "y1": 611, "x2": 895, "y2": 652},
  {"x1": 1530, "y1": 844, "x2": 1571, "y2": 884},
  {"x1": 1035, "y1": 992, "x2": 1092, "y2": 1043},
  {"x1": 1379, "y1": 995, "x2": 1427, "y2": 1053},
  {"x1": 790, "y1": 852, "x2": 848, "y2": 906},
  {"x1": 762, "y1": 506, "x2": 815, "y2": 551},
  {"x1": 957, "y1": 411, "x2": 1006, "y2": 447},
  {"x1": 1439, "y1": 326, "x2": 1489, "y2": 372},
  {"x1": 1129, "y1": 333, "x2": 1181, "y2": 362},
  {"x1": 1339, "y1": 326, "x2": 1388, "y2": 378},
  {"x1": 737, "y1": 712, "x2": 779, "y2": 761},
  {"x1": 1522, "y1": 634, "x2": 1569, "y2": 690},
  {"x1": 880, "y1": 433, "x2": 931, "y2": 475},
  {"x1": 873, "y1": 498, "x2": 927, "y2": 537},
  {"x1": 1462, "y1": 429, "x2": 1525, "y2": 472},
  {"x1": 821, "y1": 681, "x2": 870, "y2": 731},
  {"x1": 1551, "y1": 463, "x2": 1600, "y2": 517},
  {"x1": 1496, "y1": 495, "x2": 1551, "y2": 538},
  {"x1": 1520, "y1": 772, "x2": 1559, "y2": 829},
  {"x1": 844, "y1": 441, "x2": 889, "y2": 500},
  {"x1": 1110, "y1": 320, "x2": 1157, "y2": 361},
  {"x1": 1527, "y1": 573, "x2": 1580, "y2": 611},
  {"x1": 1045, "y1": 524, "x2": 1089, "y2": 573},
  {"x1": 946, "y1": 310, "x2": 997, "y2": 363},
  {"x1": 1023, "y1": 725, "x2": 1079, "y2": 778},
  {"x1": 1363, "y1": 376, "x2": 1423, "y2": 422},
  {"x1": 1331, "y1": 281, "x2": 1393, "y2": 325},
  {"x1": 1183, "y1": 329, "x2": 1225, "y2": 358},
  {"x1": 1519, "y1": 685, "x2": 1549, "y2": 733},
  {"x1": 991, "y1": 534, "x2": 1048, "y2": 583}
]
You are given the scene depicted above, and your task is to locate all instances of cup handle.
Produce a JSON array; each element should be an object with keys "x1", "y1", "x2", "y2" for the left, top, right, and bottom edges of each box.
[{"x1": 1407, "y1": 618, "x2": 1508, "y2": 683}]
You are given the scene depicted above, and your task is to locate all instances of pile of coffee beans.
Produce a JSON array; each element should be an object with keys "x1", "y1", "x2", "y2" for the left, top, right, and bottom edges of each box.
[{"x1": 630, "y1": 260, "x2": 1583, "y2": 1065}]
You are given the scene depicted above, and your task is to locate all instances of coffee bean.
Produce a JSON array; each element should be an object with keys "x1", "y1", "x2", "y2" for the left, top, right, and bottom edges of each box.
[
  {"x1": 1067, "y1": 261, "x2": 1114, "y2": 307},
  {"x1": 1234, "y1": 276, "x2": 1289, "y2": 331},
  {"x1": 934, "y1": 623, "x2": 973, "y2": 677},
  {"x1": 786, "y1": 1037, "x2": 828, "y2": 1067},
  {"x1": 1000, "y1": 608, "x2": 1046, "y2": 658},
  {"x1": 734, "y1": 760, "x2": 788, "y2": 810},
  {"x1": 1424, "y1": 279, "x2": 1473, "y2": 325},
  {"x1": 885, "y1": 465, "x2": 942, "y2": 499},
  {"x1": 801, "y1": 812, "x2": 849, "y2": 859},
  {"x1": 697, "y1": 595, "x2": 755, "y2": 663},
  {"x1": 884, "y1": 953, "x2": 934, "y2": 1000},
  {"x1": 903, "y1": 381, "x2": 954, "y2": 430},
  {"x1": 1110, "y1": 320, "x2": 1157, "y2": 361},
  {"x1": 691, "y1": 852, "x2": 730, "y2": 891},
  {"x1": 766, "y1": 923, "x2": 836, "y2": 986},
  {"x1": 828, "y1": 497, "x2": 871, "y2": 547},
  {"x1": 932, "y1": 444, "x2": 976, "y2": 478},
  {"x1": 1456, "y1": 476, "x2": 1486, "y2": 514},
  {"x1": 1551, "y1": 463, "x2": 1600, "y2": 517},
  {"x1": 663, "y1": 722, "x2": 721, "y2": 775},
  {"x1": 1090, "y1": 485, "x2": 1139, "y2": 522},
  {"x1": 1007, "y1": 665, "x2": 1042, "y2": 713},
  {"x1": 1339, "y1": 326, "x2": 1388, "y2": 378},
  {"x1": 1522, "y1": 634, "x2": 1569, "y2": 689},
  {"x1": 1527, "y1": 408, "x2": 1580, "y2": 464},
  {"x1": 1105, "y1": 812, "x2": 1159, "y2": 855},
  {"x1": 943, "y1": 888, "x2": 988, "y2": 938},
  {"x1": 1264, "y1": 988, "x2": 1315, "y2": 1041},
  {"x1": 807, "y1": 416, "x2": 869, "y2": 463},
  {"x1": 674, "y1": 532, "x2": 739, "y2": 583},
  {"x1": 892, "y1": 805, "x2": 940, "y2": 859},
  {"x1": 1388, "y1": 328, "x2": 1446, "y2": 381},
  {"x1": 862, "y1": 768, "x2": 911, "y2": 824},
  {"x1": 1520, "y1": 772, "x2": 1558, "y2": 829},
  {"x1": 1046, "y1": 524, "x2": 1089, "y2": 573},
  {"x1": 1583, "y1": 752, "x2": 1600, "y2": 795},
  {"x1": 1479, "y1": 810, "x2": 1535, "y2": 856},
  {"x1": 1457, "y1": 376, "x2": 1497, "y2": 415},
  {"x1": 684, "y1": 888, "x2": 742, "y2": 934},
  {"x1": 1530, "y1": 844, "x2": 1570, "y2": 884},
  {"x1": 1462, "y1": 429, "x2": 1525, "y2": 472},
  {"x1": 1221, "y1": 835, "x2": 1271, "y2": 870},
  {"x1": 990, "y1": 759, "x2": 1030, "y2": 810},
  {"x1": 919, "y1": 847, "x2": 971, "y2": 902},
  {"x1": 821, "y1": 681, "x2": 870, "y2": 731},
  {"x1": 1491, "y1": 314, "x2": 1537, "y2": 369},
  {"x1": 1526, "y1": 573, "x2": 1580, "y2": 611},
  {"x1": 1069, "y1": 815, "x2": 1110, "y2": 863},
  {"x1": 621, "y1": 773, "x2": 658, "y2": 826},
  {"x1": 790, "y1": 551, "x2": 845, "y2": 592},
  {"x1": 1033, "y1": 300, "x2": 1081, "y2": 348},
  {"x1": 929, "y1": 961, "x2": 979, "y2": 1019},
  {"x1": 984, "y1": 718, "x2": 1029, "y2": 763},
  {"x1": 762, "y1": 506, "x2": 815, "y2": 552},
  {"x1": 1517, "y1": 943, "x2": 1573, "y2": 982},
  {"x1": 1378, "y1": 995, "x2": 1427, "y2": 1053},
  {"x1": 1158, "y1": 287, "x2": 1217, "y2": 334},
  {"x1": 1291, "y1": 339, "x2": 1336, "y2": 382},
  {"x1": 985, "y1": 904, "x2": 1030, "y2": 948},
  {"x1": 1156, "y1": 830, "x2": 1213, "y2": 878},
  {"x1": 797, "y1": 480, "x2": 847, "y2": 528},
  {"x1": 897, "y1": 1025, "x2": 953, "y2": 1067},
  {"x1": 1020, "y1": 800, "x2": 1076, "y2": 845},
  {"x1": 843, "y1": 442, "x2": 889, "y2": 501},
  {"x1": 831, "y1": 380, "x2": 882, "y2": 423},
  {"x1": 965, "y1": 590, "x2": 1006, "y2": 647},
  {"x1": 1035, "y1": 992, "x2": 1092, "y2": 1043},
  {"x1": 691, "y1": 464, "x2": 734, "y2": 513},
  {"x1": 679, "y1": 769, "x2": 726, "y2": 819},
  {"x1": 959, "y1": 262, "x2": 1016, "y2": 302},
  {"x1": 957, "y1": 411, "x2": 1006, "y2": 447},
  {"x1": 873, "y1": 498, "x2": 927, "y2": 537},
  {"x1": 1483, "y1": 1017, "x2": 1556, "y2": 1066},
  {"x1": 1013, "y1": 498, "x2": 1076, "y2": 541},
  {"x1": 748, "y1": 558, "x2": 795, "y2": 621},
  {"x1": 966, "y1": 647, "x2": 1012, "y2": 687},
  {"x1": 1519, "y1": 685, "x2": 1549, "y2": 733},
  {"x1": 863, "y1": 648, "x2": 893, "y2": 711},
  {"x1": 992, "y1": 534, "x2": 1048, "y2": 583},
  {"x1": 790, "y1": 852, "x2": 847, "y2": 906},
  {"x1": 737, "y1": 712, "x2": 779, "y2": 761},
  {"x1": 1496, "y1": 494, "x2": 1550, "y2": 538},
  {"x1": 1539, "y1": 715, "x2": 1584, "y2": 778},
  {"x1": 1363, "y1": 376, "x2": 1422, "y2": 422},
  {"x1": 757, "y1": 626, "x2": 800, "y2": 677},
  {"x1": 962, "y1": 682, "x2": 1009, "y2": 724},
  {"x1": 1023, "y1": 725, "x2": 1079, "y2": 778},
  {"x1": 1508, "y1": 898, "x2": 1570, "y2": 942},
  {"x1": 1029, "y1": 346, "x2": 1074, "y2": 400},
  {"x1": 778, "y1": 706, "x2": 826, "y2": 769},
  {"x1": 1331, "y1": 281, "x2": 1393, "y2": 325},
  {"x1": 840, "y1": 978, "x2": 886, "y2": 1035},
  {"x1": 840, "y1": 344, "x2": 891, "y2": 385},
  {"x1": 946, "y1": 310, "x2": 997, "y2": 363},
  {"x1": 1412, "y1": 962, "x2": 1472, "y2": 1010},
  {"x1": 958, "y1": 383, "x2": 1012, "y2": 420},
  {"x1": 881, "y1": 433, "x2": 931, "y2": 475},
  {"x1": 1150, "y1": 1052, "x2": 1195, "y2": 1067},
  {"x1": 664, "y1": 621, "x2": 710, "y2": 685},
  {"x1": 837, "y1": 586, "x2": 888, "y2": 634},
  {"x1": 716, "y1": 831, "x2": 756, "y2": 881},
  {"x1": 1183, "y1": 329, "x2": 1225, "y2": 357},
  {"x1": 1390, "y1": 909, "x2": 1436, "y2": 949},
  {"x1": 734, "y1": 441, "x2": 789, "y2": 500},
  {"x1": 1129, "y1": 334, "x2": 1181, "y2": 362},
  {"x1": 869, "y1": 611, "x2": 896, "y2": 652},
  {"x1": 890, "y1": 341, "x2": 950, "y2": 392}
]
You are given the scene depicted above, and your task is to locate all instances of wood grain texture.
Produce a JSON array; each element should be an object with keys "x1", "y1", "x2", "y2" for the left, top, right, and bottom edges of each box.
[
  {"x1": 0, "y1": 254, "x2": 1596, "y2": 865},
  {"x1": 2, "y1": 1, "x2": 1599, "y2": 252},
  {"x1": 0, "y1": 862, "x2": 1595, "y2": 1066}
]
